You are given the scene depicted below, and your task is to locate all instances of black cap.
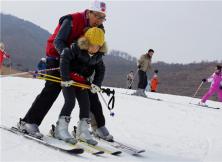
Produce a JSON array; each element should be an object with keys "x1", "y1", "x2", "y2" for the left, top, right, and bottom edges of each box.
[
  {"x1": 216, "y1": 65, "x2": 222, "y2": 70},
  {"x1": 154, "y1": 69, "x2": 159, "y2": 73}
]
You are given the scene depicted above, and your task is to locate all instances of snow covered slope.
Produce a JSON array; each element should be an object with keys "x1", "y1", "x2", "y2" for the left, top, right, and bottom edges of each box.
[{"x1": 1, "y1": 77, "x2": 222, "y2": 162}]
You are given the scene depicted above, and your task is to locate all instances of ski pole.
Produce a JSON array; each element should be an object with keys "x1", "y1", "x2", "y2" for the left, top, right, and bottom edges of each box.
[
  {"x1": 0, "y1": 67, "x2": 60, "y2": 77},
  {"x1": 99, "y1": 92, "x2": 115, "y2": 117},
  {"x1": 189, "y1": 81, "x2": 204, "y2": 104},
  {"x1": 37, "y1": 73, "x2": 91, "y2": 89},
  {"x1": 37, "y1": 76, "x2": 91, "y2": 89}
]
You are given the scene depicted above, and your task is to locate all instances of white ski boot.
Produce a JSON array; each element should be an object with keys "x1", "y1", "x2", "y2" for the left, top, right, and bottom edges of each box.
[
  {"x1": 54, "y1": 116, "x2": 77, "y2": 144},
  {"x1": 76, "y1": 118, "x2": 98, "y2": 145},
  {"x1": 17, "y1": 119, "x2": 43, "y2": 139},
  {"x1": 133, "y1": 89, "x2": 147, "y2": 97},
  {"x1": 93, "y1": 126, "x2": 114, "y2": 142},
  {"x1": 198, "y1": 101, "x2": 208, "y2": 107}
]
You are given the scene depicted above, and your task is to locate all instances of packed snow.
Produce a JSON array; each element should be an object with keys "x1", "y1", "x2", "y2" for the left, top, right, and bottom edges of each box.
[{"x1": 0, "y1": 77, "x2": 222, "y2": 162}]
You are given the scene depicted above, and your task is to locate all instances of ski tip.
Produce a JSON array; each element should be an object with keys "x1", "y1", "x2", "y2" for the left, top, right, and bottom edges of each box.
[
  {"x1": 137, "y1": 149, "x2": 146, "y2": 153},
  {"x1": 111, "y1": 151, "x2": 122, "y2": 155},
  {"x1": 93, "y1": 151, "x2": 104, "y2": 155},
  {"x1": 67, "y1": 148, "x2": 84, "y2": 154},
  {"x1": 132, "y1": 149, "x2": 146, "y2": 156}
]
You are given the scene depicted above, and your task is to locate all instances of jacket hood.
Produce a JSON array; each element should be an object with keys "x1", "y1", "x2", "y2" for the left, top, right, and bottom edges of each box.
[{"x1": 77, "y1": 37, "x2": 108, "y2": 54}]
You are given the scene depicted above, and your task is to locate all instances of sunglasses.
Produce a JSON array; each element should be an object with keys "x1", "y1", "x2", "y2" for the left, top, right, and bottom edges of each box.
[{"x1": 92, "y1": 12, "x2": 106, "y2": 21}]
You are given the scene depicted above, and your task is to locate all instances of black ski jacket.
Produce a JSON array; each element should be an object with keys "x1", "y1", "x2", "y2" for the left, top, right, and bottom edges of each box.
[{"x1": 60, "y1": 37, "x2": 107, "y2": 87}]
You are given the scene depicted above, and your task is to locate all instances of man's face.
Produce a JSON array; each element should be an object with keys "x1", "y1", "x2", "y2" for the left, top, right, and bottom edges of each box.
[
  {"x1": 148, "y1": 52, "x2": 154, "y2": 56},
  {"x1": 88, "y1": 11, "x2": 106, "y2": 27}
]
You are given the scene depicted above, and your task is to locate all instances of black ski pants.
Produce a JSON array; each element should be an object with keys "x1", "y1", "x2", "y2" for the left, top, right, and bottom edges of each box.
[
  {"x1": 137, "y1": 70, "x2": 147, "y2": 89},
  {"x1": 88, "y1": 92, "x2": 105, "y2": 128},
  {"x1": 23, "y1": 58, "x2": 61, "y2": 125},
  {"x1": 60, "y1": 87, "x2": 90, "y2": 119}
]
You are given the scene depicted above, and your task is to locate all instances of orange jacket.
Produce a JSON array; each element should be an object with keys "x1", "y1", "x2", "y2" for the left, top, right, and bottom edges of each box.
[{"x1": 150, "y1": 77, "x2": 159, "y2": 92}]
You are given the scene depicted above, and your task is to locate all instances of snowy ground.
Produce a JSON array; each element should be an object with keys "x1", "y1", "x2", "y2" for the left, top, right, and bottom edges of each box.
[{"x1": 0, "y1": 77, "x2": 222, "y2": 162}]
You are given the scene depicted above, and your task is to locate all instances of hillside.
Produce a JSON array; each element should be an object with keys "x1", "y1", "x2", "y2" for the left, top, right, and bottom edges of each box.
[
  {"x1": 1, "y1": 77, "x2": 222, "y2": 162},
  {"x1": 1, "y1": 13, "x2": 50, "y2": 70}
]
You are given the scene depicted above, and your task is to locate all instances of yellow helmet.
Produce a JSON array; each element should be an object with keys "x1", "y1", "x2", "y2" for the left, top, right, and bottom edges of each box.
[{"x1": 84, "y1": 27, "x2": 105, "y2": 46}]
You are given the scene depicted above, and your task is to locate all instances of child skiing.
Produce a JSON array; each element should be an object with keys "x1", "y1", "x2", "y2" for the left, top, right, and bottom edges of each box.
[
  {"x1": 199, "y1": 65, "x2": 222, "y2": 106},
  {"x1": 150, "y1": 69, "x2": 159, "y2": 92},
  {"x1": 53, "y1": 27, "x2": 107, "y2": 145}
]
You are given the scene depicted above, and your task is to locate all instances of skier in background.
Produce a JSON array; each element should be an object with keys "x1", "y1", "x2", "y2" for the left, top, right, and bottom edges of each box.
[
  {"x1": 150, "y1": 69, "x2": 159, "y2": 92},
  {"x1": 37, "y1": 58, "x2": 47, "y2": 72},
  {"x1": 126, "y1": 71, "x2": 134, "y2": 89},
  {"x1": 134, "y1": 49, "x2": 154, "y2": 97},
  {"x1": 33, "y1": 57, "x2": 47, "y2": 78},
  {"x1": 199, "y1": 65, "x2": 222, "y2": 106},
  {"x1": 0, "y1": 42, "x2": 10, "y2": 74}
]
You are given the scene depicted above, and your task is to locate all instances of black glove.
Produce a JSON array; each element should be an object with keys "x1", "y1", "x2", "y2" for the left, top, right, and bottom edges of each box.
[
  {"x1": 202, "y1": 78, "x2": 207, "y2": 82},
  {"x1": 138, "y1": 65, "x2": 141, "y2": 69},
  {"x1": 220, "y1": 85, "x2": 222, "y2": 90}
]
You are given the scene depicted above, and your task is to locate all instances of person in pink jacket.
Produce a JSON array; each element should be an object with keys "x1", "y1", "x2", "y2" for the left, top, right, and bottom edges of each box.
[{"x1": 199, "y1": 65, "x2": 222, "y2": 106}]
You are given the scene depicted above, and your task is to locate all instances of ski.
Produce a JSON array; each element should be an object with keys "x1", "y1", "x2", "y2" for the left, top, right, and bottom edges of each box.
[
  {"x1": 49, "y1": 124, "x2": 104, "y2": 155},
  {"x1": 78, "y1": 140, "x2": 122, "y2": 156},
  {"x1": 121, "y1": 92, "x2": 162, "y2": 101},
  {"x1": 70, "y1": 125, "x2": 121, "y2": 156},
  {"x1": 0, "y1": 125, "x2": 84, "y2": 155},
  {"x1": 93, "y1": 136, "x2": 145, "y2": 155},
  {"x1": 191, "y1": 103, "x2": 220, "y2": 109},
  {"x1": 146, "y1": 96, "x2": 162, "y2": 101}
]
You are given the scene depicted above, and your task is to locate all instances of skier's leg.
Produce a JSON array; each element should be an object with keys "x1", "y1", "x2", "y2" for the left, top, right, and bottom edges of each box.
[
  {"x1": 22, "y1": 59, "x2": 61, "y2": 126},
  {"x1": 75, "y1": 89, "x2": 97, "y2": 145},
  {"x1": 59, "y1": 86, "x2": 76, "y2": 117},
  {"x1": 54, "y1": 86, "x2": 77, "y2": 144},
  {"x1": 201, "y1": 88, "x2": 216, "y2": 103},
  {"x1": 217, "y1": 89, "x2": 222, "y2": 102},
  {"x1": 88, "y1": 92, "x2": 105, "y2": 128}
]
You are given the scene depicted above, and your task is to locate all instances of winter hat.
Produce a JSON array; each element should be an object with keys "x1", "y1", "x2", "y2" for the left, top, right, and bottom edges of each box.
[
  {"x1": 154, "y1": 69, "x2": 159, "y2": 73},
  {"x1": 41, "y1": 57, "x2": 46, "y2": 62},
  {"x1": 84, "y1": 27, "x2": 105, "y2": 46},
  {"x1": 0, "y1": 42, "x2": 5, "y2": 51},
  {"x1": 216, "y1": 65, "x2": 222, "y2": 71},
  {"x1": 89, "y1": 0, "x2": 106, "y2": 14}
]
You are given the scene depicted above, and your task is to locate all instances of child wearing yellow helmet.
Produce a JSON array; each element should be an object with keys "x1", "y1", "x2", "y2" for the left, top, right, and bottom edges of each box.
[{"x1": 52, "y1": 27, "x2": 107, "y2": 145}]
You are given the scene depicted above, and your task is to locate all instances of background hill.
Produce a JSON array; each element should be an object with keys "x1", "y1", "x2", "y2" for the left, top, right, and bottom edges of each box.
[
  {"x1": 1, "y1": 13, "x2": 50, "y2": 70},
  {"x1": 1, "y1": 13, "x2": 221, "y2": 100}
]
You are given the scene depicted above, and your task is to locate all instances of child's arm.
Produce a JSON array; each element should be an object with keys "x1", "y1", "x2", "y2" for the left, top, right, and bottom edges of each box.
[{"x1": 207, "y1": 73, "x2": 215, "y2": 82}]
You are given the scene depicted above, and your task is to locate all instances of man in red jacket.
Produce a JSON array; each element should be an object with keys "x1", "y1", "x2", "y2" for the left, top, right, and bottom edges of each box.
[{"x1": 18, "y1": 1, "x2": 108, "y2": 138}]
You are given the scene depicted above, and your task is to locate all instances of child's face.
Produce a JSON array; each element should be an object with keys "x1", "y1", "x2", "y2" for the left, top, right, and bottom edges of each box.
[
  {"x1": 215, "y1": 68, "x2": 221, "y2": 74},
  {"x1": 88, "y1": 45, "x2": 100, "y2": 54}
]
